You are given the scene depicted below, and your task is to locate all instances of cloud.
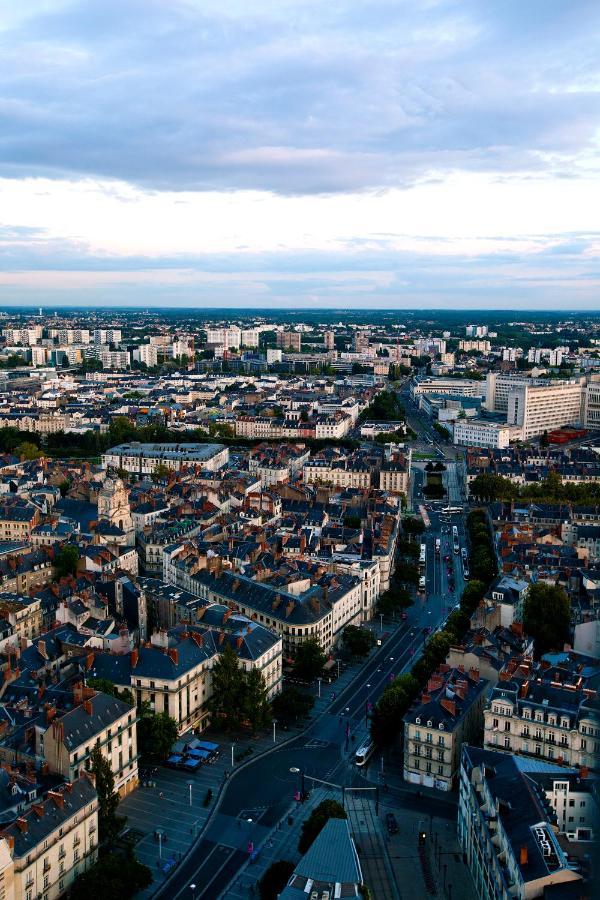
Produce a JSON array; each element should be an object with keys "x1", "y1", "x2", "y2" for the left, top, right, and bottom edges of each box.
[{"x1": 0, "y1": 0, "x2": 598, "y2": 193}]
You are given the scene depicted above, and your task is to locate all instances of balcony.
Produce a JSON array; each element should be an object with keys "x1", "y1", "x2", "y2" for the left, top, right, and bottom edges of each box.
[
  {"x1": 43, "y1": 861, "x2": 51, "y2": 873},
  {"x1": 25, "y1": 876, "x2": 34, "y2": 889},
  {"x1": 73, "y1": 836, "x2": 81, "y2": 847},
  {"x1": 58, "y1": 848, "x2": 66, "y2": 860}
]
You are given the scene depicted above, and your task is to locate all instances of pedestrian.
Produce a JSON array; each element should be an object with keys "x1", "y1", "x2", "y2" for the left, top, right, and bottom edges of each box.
[{"x1": 159, "y1": 791, "x2": 164, "y2": 800}]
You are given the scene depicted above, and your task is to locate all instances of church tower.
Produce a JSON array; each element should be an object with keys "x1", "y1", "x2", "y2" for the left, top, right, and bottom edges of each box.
[{"x1": 97, "y1": 475, "x2": 133, "y2": 534}]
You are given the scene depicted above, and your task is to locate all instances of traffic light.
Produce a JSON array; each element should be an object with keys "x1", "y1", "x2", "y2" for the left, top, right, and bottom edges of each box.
[{"x1": 419, "y1": 831, "x2": 427, "y2": 846}]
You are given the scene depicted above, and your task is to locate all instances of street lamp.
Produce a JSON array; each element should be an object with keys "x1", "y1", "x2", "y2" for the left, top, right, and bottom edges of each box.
[
  {"x1": 379, "y1": 613, "x2": 384, "y2": 632},
  {"x1": 317, "y1": 677, "x2": 322, "y2": 698},
  {"x1": 273, "y1": 718, "x2": 277, "y2": 743},
  {"x1": 156, "y1": 827, "x2": 164, "y2": 860},
  {"x1": 190, "y1": 885, "x2": 196, "y2": 900},
  {"x1": 231, "y1": 743, "x2": 235, "y2": 768},
  {"x1": 365, "y1": 683, "x2": 371, "y2": 726},
  {"x1": 188, "y1": 781, "x2": 193, "y2": 807}
]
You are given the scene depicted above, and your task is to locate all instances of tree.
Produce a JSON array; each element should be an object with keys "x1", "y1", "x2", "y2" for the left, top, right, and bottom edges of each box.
[
  {"x1": 298, "y1": 799, "x2": 347, "y2": 854},
  {"x1": 151, "y1": 461, "x2": 170, "y2": 482},
  {"x1": 137, "y1": 710, "x2": 178, "y2": 760},
  {"x1": 90, "y1": 746, "x2": 122, "y2": 842},
  {"x1": 293, "y1": 639, "x2": 327, "y2": 682},
  {"x1": 54, "y1": 543, "x2": 79, "y2": 578},
  {"x1": 259, "y1": 860, "x2": 295, "y2": 900},
  {"x1": 523, "y1": 583, "x2": 571, "y2": 656},
  {"x1": 377, "y1": 586, "x2": 412, "y2": 617},
  {"x1": 343, "y1": 625, "x2": 375, "y2": 658},
  {"x1": 271, "y1": 687, "x2": 314, "y2": 723},
  {"x1": 208, "y1": 643, "x2": 246, "y2": 729},
  {"x1": 70, "y1": 849, "x2": 152, "y2": 900},
  {"x1": 403, "y1": 517, "x2": 425, "y2": 536},
  {"x1": 58, "y1": 478, "x2": 71, "y2": 497},
  {"x1": 394, "y1": 561, "x2": 420, "y2": 586},
  {"x1": 16, "y1": 441, "x2": 43, "y2": 460},
  {"x1": 370, "y1": 673, "x2": 419, "y2": 745},
  {"x1": 242, "y1": 668, "x2": 272, "y2": 731}
]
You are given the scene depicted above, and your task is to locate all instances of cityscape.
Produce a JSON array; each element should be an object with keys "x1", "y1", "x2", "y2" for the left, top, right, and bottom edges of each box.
[
  {"x1": 1, "y1": 2, "x2": 600, "y2": 900},
  {"x1": 0, "y1": 309, "x2": 596, "y2": 900}
]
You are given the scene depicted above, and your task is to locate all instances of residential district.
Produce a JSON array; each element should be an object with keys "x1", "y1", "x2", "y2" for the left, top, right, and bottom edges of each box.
[{"x1": 0, "y1": 309, "x2": 597, "y2": 900}]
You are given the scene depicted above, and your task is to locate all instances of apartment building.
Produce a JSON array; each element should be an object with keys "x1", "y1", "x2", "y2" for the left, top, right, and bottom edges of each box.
[
  {"x1": 483, "y1": 675, "x2": 600, "y2": 770},
  {"x1": 276, "y1": 331, "x2": 302, "y2": 352},
  {"x1": 2, "y1": 327, "x2": 43, "y2": 346},
  {"x1": 99, "y1": 349, "x2": 129, "y2": 370},
  {"x1": 453, "y1": 419, "x2": 512, "y2": 449},
  {"x1": 48, "y1": 328, "x2": 91, "y2": 344},
  {"x1": 458, "y1": 745, "x2": 584, "y2": 900},
  {"x1": 459, "y1": 340, "x2": 491, "y2": 353},
  {"x1": 403, "y1": 667, "x2": 489, "y2": 791},
  {"x1": 0, "y1": 594, "x2": 43, "y2": 642},
  {"x1": 0, "y1": 503, "x2": 40, "y2": 541},
  {"x1": 168, "y1": 566, "x2": 364, "y2": 656},
  {"x1": 42, "y1": 689, "x2": 138, "y2": 798},
  {"x1": 507, "y1": 381, "x2": 585, "y2": 441},
  {"x1": 138, "y1": 343, "x2": 158, "y2": 367},
  {"x1": 206, "y1": 326, "x2": 242, "y2": 349},
  {"x1": 91, "y1": 616, "x2": 282, "y2": 733},
  {"x1": 0, "y1": 776, "x2": 98, "y2": 900},
  {"x1": 582, "y1": 376, "x2": 600, "y2": 428},
  {"x1": 93, "y1": 329, "x2": 122, "y2": 345},
  {"x1": 379, "y1": 458, "x2": 410, "y2": 494},
  {"x1": 102, "y1": 442, "x2": 229, "y2": 474}
]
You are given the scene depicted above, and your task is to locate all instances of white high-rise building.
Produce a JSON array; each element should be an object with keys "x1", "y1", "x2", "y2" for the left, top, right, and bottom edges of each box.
[
  {"x1": 507, "y1": 381, "x2": 584, "y2": 440},
  {"x1": 94, "y1": 328, "x2": 122, "y2": 345}
]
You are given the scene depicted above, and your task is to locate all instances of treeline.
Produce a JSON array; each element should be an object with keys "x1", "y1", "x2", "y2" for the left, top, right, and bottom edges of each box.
[
  {"x1": 470, "y1": 471, "x2": 600, "y2": 506},
  {"x1": 370, "y1": 508, "x2": 497, "y2": 745},
  {"x1": 0, "y1": 421, "x2": 361, "y2": 461},
  {"x1": 358, "y1": 390, "x2": 405, "y2": 423}
]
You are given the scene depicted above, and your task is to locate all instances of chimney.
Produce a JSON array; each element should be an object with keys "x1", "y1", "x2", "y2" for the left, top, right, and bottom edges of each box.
[
  {"x1": 168, "y1": 647, "x2": 179, "y2": 666},
  {"x1": 520, "y1": 846, "x2": 528, "y2": 866},
  {"x1": 131, "y1": 648, "x2": 139, "y2": 668},
  {"x1": 48, "y1": 790, "x2": 64, "y2": 809},
  {"x1": 440, "y1": 698, "x2": 456, "y2": 717},
  {"x1": 83, "y1": 699, "x2": 93, "y2": 715},
  {"x1": 16, "y1": 817, "x2": 28, "y2": 833},
  {"x1": 45, "y1": 705, "x2": 57, "y2": 724},
  {"x1": 85, "y1": 652, "x2": 95, "y2": 671},
  {"x1": 73, "y1": 681, "x2": 83, "y2": 705},
  {"x1": 420, "y1": 692, "x2": 431, "y2": 704},
  {"x1": 37, "y1": 639, "x2": 47, "y2": 660},
  {"x1": 32, "y1": 803, "x2": 44, "y2": 818},
  {"x1": 520, "y1": 679, "x2": 530, "y2": 698}
]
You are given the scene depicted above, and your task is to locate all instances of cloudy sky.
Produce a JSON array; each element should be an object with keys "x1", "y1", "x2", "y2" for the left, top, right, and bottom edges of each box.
[{"x1": 1, "y1": 0, "x2": 599, "y2": 309}]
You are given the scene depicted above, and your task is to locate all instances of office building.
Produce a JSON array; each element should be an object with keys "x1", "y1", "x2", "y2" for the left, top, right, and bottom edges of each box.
[{"x1": 453, "y1": 420, "x2": 512, "y2": 449}]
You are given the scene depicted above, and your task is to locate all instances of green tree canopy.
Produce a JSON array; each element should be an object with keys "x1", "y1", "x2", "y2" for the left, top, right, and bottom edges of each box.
[
  {"x1": 293, "y1": 639, "x2": 327, "y2": 682},
  {"x1": 298, "y1": 799, "x2": 347, "y2": 854},
  {"x1": 271, "y1": 687, "x2": 314, "y2": 723},
  {"x1": 87, "y1": 678, "x2": 134, "y2": 706},
  {"x1": 55, "y1": 543, "x2": 79, "y2": 578},
  {"x1": 523, "y1": 583, "x2": 571, "y2": 656},
  {"x1": 70, "y1": 849, "x2": 152, "y2": 900},
  {"x1": 90, "y1": 746, "x2": 122, "y2": 842},
  {"x1": 342, "y1": 625, "x2": 375, "y2": 658},
  {"x1": 242, "y1": 667, "x2": 272, "y2": 731},
  {"x1": 259, "y1": 860, "x2": 296, "y2": 900},
  {"x1": 137, "y1": 710, "x2": 178, "y2": 760}
]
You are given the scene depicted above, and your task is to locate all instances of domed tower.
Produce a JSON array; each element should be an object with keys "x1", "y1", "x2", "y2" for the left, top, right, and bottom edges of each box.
[{"x1": 97, "y1": 475, "x2": 133, "y2": 534}]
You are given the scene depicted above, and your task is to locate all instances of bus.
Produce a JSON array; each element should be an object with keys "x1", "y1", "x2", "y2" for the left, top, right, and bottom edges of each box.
[
  {"x1": 355, "y1": 740, "x2": 376, "y2": 767},
  {"x1": 419, "y1": 543, "x2": 426, "y2": 570},
  {"x1": 442, "y1": 506, "x2": 462, "y2": 515},
  {"x1": 435, "y1": 537, "x2": 441, "y2": 555},
  {"x1": 461, "y1": 547, "x2": 470, "y2": 579},
  {"x1": 452, "y1": 526, "x2": 460, "y2": 554}
]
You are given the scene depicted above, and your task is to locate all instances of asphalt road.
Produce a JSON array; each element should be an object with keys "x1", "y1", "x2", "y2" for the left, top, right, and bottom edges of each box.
[{"x1": 157, "y1": 431, "x2": 469, "y2": 899}]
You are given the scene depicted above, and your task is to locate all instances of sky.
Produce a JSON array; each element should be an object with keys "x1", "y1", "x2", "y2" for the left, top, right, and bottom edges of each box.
[{"x1": 1, "y1": 0, "x2": 599, "y2": 310}]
